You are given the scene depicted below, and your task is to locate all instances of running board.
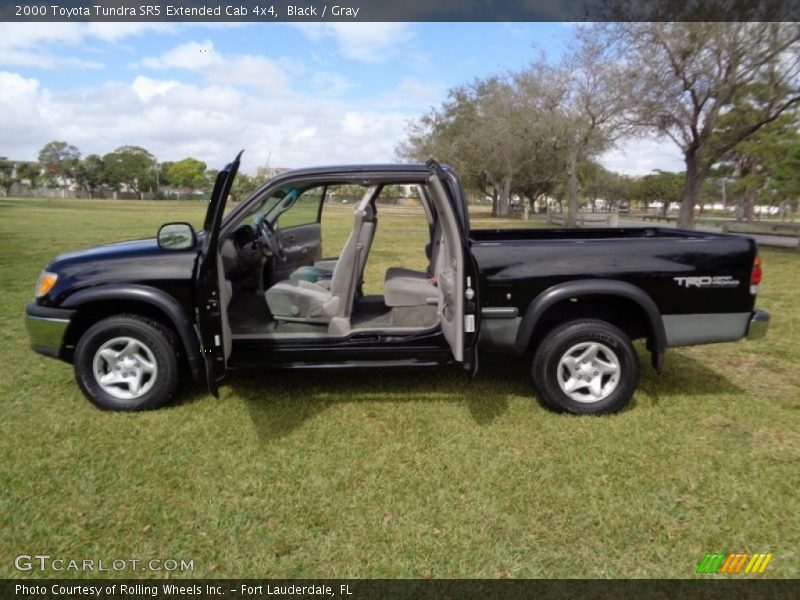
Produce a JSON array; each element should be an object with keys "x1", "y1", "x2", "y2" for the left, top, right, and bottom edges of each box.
[{"x1": 228, "y1": 358, "x2": 454, "y2": 371}]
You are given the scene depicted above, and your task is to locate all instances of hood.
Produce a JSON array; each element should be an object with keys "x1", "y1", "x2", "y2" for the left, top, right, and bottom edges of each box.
[
  {"x1": 51, "y1": 238, "x2": 164, "y2": 268},
  {"x1": 42, "y1": 236, "x2": 200, "y2": 307}
]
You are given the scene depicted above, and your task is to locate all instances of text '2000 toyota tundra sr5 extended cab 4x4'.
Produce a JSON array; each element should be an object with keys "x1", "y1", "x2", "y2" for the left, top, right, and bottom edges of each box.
[{"x1": 25, "y1": 155, "x2": 769, "y2": 414}]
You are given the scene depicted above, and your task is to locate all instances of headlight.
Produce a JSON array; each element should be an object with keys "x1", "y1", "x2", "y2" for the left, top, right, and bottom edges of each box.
[{"x1": 35, "y1": 271, "x2": 58, "y2": 298}]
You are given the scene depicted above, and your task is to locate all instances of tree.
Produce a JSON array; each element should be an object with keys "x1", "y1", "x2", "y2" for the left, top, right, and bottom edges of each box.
[
  {"x1": 38, "y1": 141, "x2": 80, "y2": 195},
  {"x1": 635, "y1": 170, "x2": 684, "y2": 217},
  {"x1": 540, "y1": 40, "x2": 629, "y2": 226},
  {"x1": 0, "y1": 159, "x2": 16, "y2": 196},
  {"x1": 399, "y1": 39, "x2": 626, "y2": 223},
  {"x1": 203, "y1": 169, "x2": 220, "y2": 196},
  {"x1": 399, "y1": 72, "x2": 568, "y2": 217},
  {"x1": 772, "y1": 140, "x2": 800, "y2": 220},
  {"x1": 158, "y1": 161, "x2": 174, "y2": 188},
  {"x1": 165, "y1": 158, "x2": 207, "y2": 194},
  {"x1": 230, "y1": 173, "x2": 258, "y2": 203},
  {"x1": 716, "y1": 97, "x2": 799, "y2": 221},
  {"x1": 601, "y1": 22, "x2": 800, "y2": 228},
  {"x1": 17, "y1": 163, "x2": 42, "y2": 192},
  {"x1": 73, "y1": 155, "x2": 106, "y2": 198},
  {"x1": 398, "y1": 77, "x2": 519, "y2": 216},
  {"x1": 578, "y1": 161, "x2": 636, "y2": 212},
  {"x1": 103, "y1": 146, "x2": 156, "y2": 199}
]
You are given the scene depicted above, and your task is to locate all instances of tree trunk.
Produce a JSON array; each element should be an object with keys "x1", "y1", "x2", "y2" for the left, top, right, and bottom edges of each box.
[
  {"x1": 678, "y1": 152, "x2": 701, "y2": 229},
  {"x1": 565, "y1": 148, "x2": 579, "y2": 227},
  {"x1": 742, "y1": 187, "x2": 756, "y2": 222},
  {"x1": 496, "y1": 176, "x2": 512, "y2": 218},
  {"x1": 485, "y1": 183, "x2": 499, "y2": 217},
  {"x1": 661, "y1": 197, "x2": 669, "y2": 218}
]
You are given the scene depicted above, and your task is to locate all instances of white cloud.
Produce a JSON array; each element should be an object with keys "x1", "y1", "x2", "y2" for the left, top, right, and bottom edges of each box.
[
  {"x1": 140, "y1": 40, "x2": 221, "y2": 70},
  {"x1": 308, "y1": 71, "x2": 352, "y2": 96},
  {"x1": 294, "y1": 127, "x2": 318, "y2": 143},
  {"x1": 291, "y1": 23, "x2": 414, "y2": 63},
  {"x1": 0, "y1": 69, "x2": 416, "y2": 173},
  {"x1": 131, "y1": 76, "x2": 181, "y2": 102},
  {"x1": 137, "y1": 41, "x2": 291, "y2": 91},
  {"x1": 0, "y1": 24, "x2": 434, "y2": 174},
  {"x1": 0, "y1": 22, "x2": 174, "y2": 70},
  {"x1": 85, "y1": 22, "x2": 177, "y2": 42},
  {"x1": 378, "y1": 77, "x2": 442, "y2": 110},
  {"x1": 0, "y1": 72, "x2": 49, "y2": 154},
  {"x1": 600, "y1": 137, "x2": 685, "y2": 176},
  {"x1": 208, "y1": 54, "x2": 291, "y2": 90}
]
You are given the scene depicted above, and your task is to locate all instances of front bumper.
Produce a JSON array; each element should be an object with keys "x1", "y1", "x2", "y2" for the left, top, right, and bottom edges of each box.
[
  {"x1": 746, "y1": 309, "x2": 770, "y2": 341},
  {"x1": 25, "y1": 302, "x2": 75, "y2": 358}
]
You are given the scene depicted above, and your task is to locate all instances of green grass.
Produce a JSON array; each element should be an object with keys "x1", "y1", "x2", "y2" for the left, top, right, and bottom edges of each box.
[{"x1": 0, "y1": 197, "x2": 798, "y2": 579}]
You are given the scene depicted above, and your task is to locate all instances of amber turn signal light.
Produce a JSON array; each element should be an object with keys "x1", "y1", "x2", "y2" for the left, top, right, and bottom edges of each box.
[{"x1": 35, "y1": 271, "x2": 58, "y2": 297}]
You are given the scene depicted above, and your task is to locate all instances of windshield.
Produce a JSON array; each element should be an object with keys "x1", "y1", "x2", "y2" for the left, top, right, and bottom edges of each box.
[{"x1": 240, "y1": 186, "x2": 301, "y2": 229}]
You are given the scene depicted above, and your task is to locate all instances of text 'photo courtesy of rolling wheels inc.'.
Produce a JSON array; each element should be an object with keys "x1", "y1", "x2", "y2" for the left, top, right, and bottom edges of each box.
[{"x1": 1, "y1": 1, "x2": 799, "y2": 599}]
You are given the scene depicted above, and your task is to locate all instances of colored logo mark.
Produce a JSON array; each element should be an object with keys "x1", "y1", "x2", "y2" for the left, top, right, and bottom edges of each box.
[{"x1": 696, "y1": 552, "x2": 773, "y2": 574}]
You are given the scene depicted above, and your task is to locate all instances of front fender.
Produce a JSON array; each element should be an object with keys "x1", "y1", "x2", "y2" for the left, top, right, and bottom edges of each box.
[{"x1": 61, "y1": 284, "x2": 203, "y2": 381}]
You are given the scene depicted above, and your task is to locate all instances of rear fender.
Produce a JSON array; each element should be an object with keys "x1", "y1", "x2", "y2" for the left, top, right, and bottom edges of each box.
[{"x1": 514, "y1": 279, "x2": 667, "y2": 372}]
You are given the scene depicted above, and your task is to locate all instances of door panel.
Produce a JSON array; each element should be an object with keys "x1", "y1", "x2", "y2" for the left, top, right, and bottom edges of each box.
[
  {"x1": 427, "y1": 173, "x2": 465, "y2": 362},
  {"x1": 196, "y1": 152, "x2": 241, "y2": 396},
  {"x1": 274, "y1": 222, "x2": 322, "y2": 281},
  {"x1": 426, "y1": 160, "x2": 481, "y2": 371}
]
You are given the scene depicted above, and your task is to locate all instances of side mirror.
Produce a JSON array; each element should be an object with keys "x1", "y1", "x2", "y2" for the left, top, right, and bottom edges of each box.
[{"x1": 157, "y1": 222, "x2": 196, "y2": 250}]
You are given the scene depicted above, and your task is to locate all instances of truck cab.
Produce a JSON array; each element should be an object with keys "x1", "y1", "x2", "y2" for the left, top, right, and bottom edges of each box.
[{"x1": 26, "y1": 157, "x2": 481, "y2": 411}]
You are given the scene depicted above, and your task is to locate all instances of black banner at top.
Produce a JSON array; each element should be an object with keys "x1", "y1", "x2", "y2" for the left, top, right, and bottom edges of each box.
[{"x1": 1, "y1": 0, "x2": 799, "y2": 22}]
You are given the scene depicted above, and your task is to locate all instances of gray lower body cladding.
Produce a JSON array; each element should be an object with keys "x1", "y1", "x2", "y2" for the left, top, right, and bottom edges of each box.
[
  {"x1": 662, "y1": 312, "x2": 754, "y2": 347},
  {"x1": 479, "y1": 310, "x2": 767, "y2": 352}
]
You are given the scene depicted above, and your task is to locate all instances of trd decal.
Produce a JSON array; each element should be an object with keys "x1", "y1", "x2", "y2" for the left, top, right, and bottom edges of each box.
[{"x1": 673, "y1": 275, "x2": 740, "y2": 288}]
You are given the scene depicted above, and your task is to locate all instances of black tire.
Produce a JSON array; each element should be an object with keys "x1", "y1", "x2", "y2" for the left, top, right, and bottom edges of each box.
[
  {"x1": 73, "y1": 315, "x2": 180, "y2": 411},
  {"x1": 532, "y1": 319, "x2": 639, "y2": 415}
]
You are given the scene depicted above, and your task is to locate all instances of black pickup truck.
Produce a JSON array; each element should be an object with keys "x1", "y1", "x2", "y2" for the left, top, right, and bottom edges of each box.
[{"x1": 25, "y1": 155, "x2": 769, "y2": 414}]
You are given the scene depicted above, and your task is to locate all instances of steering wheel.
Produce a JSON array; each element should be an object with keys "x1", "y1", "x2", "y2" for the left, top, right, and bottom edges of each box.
[{"x1": 257, "y1": 218, "x2": 286, "y2": 262}]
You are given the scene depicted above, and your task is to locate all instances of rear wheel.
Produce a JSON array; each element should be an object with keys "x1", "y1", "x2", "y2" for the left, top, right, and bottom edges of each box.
[
  {"x1": 74, "y1": 315, "x2": 180, "y2": 411},
  {"x1": 532, "y1": 319, "x2": 639, "y2": 414}
]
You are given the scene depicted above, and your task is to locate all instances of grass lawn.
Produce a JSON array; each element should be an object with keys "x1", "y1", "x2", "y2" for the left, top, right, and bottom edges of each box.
[{"x1": 0, "y1": 197, "x2": 797, "y2": 579}]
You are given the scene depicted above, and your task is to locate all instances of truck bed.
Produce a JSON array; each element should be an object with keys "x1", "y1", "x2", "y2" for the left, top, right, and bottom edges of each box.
[
  {"x1": 470, "y1": 226, "x2": 714, "y2": 242},
  {"x1": 469, "y1": 226, "x2": 758, "y2": 350}
]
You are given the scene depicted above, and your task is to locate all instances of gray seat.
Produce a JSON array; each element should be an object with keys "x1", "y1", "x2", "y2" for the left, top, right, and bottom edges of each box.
[
  {"x1": 289, "y1": 204, "x2": 376, "y2": 287},
  {"x1": 383, "y1": 221, "x2": 443, "y2": 308},
  {"x1": 265, "y1": 196, "x2": 373, "y2": 324},
  {"x1": 384, "y1": 271, "x2": 441, "y2": 307}
]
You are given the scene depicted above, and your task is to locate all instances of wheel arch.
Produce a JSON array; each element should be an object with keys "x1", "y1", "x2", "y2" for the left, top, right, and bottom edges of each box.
[
  {"x1": 60, "y1": 285, "x2": 203, "y2": 382},
  {"x1": 514, "y1": 279, "x2": 666, "y2": 371}
]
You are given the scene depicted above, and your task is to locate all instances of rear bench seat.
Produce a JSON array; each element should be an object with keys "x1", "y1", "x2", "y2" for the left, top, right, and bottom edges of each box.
[{"x1": 383, "y1": 268, "x2": 441, "y2": 307}]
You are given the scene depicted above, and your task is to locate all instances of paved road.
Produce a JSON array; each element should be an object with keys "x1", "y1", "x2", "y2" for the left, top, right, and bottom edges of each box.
[{"x1": 615, "y1": 217, "x2": 799, "y2": 249}]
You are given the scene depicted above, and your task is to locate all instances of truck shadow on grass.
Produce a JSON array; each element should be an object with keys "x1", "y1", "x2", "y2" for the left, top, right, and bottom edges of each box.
[
  {"x1": 636, "y1": 346, "x2": 745, "y2": 406},
  {"x1": 228, "y1": 355, "x2": 525, "y2": 442},
  {"x1": 175, "y1": 347, "x2": 743, "y2": 442}
]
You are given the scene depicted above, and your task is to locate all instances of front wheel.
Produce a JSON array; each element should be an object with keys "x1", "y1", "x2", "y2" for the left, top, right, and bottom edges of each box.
[
  {"x1": 532, "y1": 319, "x2": 639, "y2": 415},
  {"x1": 74, "y1": 315, "x2": 180, "y2": 411}
]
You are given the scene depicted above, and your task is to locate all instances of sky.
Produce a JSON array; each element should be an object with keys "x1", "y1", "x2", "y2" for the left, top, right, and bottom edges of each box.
[{"x1": 0, "y1": 21, "x2": 684, "y2": 175}]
